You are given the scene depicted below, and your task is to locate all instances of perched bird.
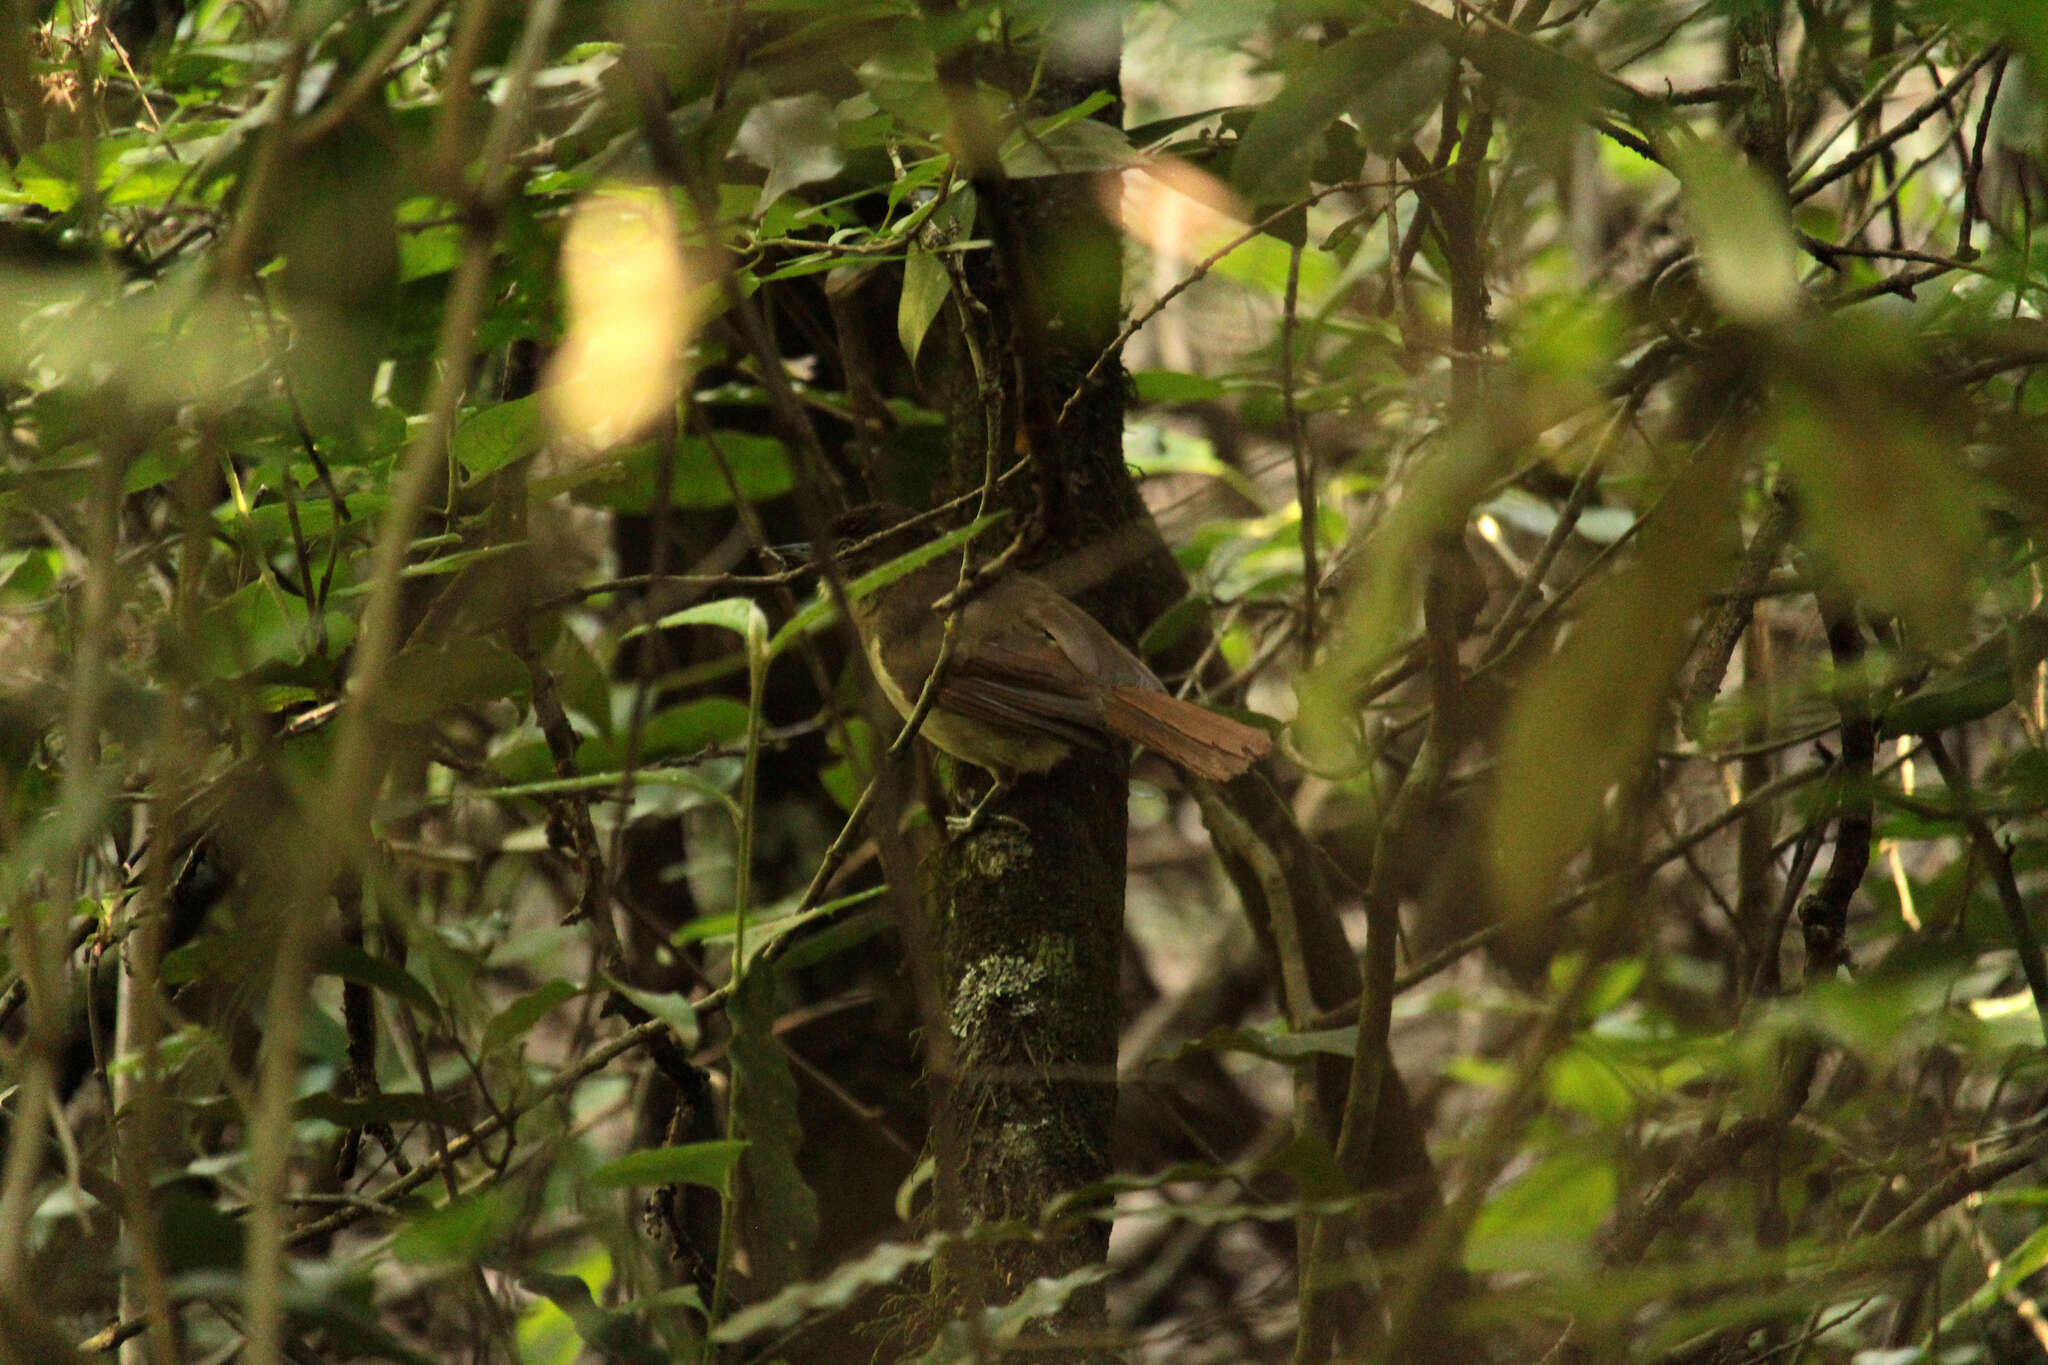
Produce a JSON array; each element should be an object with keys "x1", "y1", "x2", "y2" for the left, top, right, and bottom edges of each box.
[{"x1": 829, "y1": 503, "x2": 1271, "y2": 831}]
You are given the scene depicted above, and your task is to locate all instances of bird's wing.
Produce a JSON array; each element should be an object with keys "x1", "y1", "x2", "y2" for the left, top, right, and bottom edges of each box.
[{"x1": 932, "y1": 586, "x2": 1126, "y2": 752}]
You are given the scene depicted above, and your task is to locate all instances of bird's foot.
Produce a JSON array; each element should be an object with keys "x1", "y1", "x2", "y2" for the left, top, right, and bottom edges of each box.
[{"x1": 946, "y1": 782, "x2": 1024, "y2": 837}]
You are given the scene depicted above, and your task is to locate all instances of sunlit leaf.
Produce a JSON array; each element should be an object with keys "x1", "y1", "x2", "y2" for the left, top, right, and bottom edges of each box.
[
  {"x1": 518, "y1": 1271, "x2": 672, "y2": 1365},
  {"x1": 391, "y1": 1191, "x2": 518, "y2": 1266},
  {"x1": 1466, "y1": 1151, "x2": 1617, "y2": 1273},
  {"x1": 1669, "y1": 136, "x2": 1799, "y2": 325},
  {"x1": 543, "y1": 185, "x2": 714, "y2": 455}
]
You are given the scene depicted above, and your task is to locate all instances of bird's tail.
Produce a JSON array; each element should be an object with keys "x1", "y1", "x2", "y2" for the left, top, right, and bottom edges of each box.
[{"x1": 1101, "y1": 687, "x2": 1272, "y2": 782}]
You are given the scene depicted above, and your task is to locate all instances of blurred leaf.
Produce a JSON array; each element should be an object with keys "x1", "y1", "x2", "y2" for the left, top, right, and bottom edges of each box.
[
  {"x1": 586, "y1": 1140, "x2": 748, "y2": 1191},
  {"x1": 565, "y1": 432, "x2": 792, "y2": 512},
  {"x1": 543, "y1": 187, "x2": 707, "y2": 453},
  {"x1": 452, "y1": 395, "x2": 547, "y2": 478},
  {"x1": 1259, "y1": 1130, "x2": 1351, "y2": 1202},
  {"x1": 605, "y1": 978, "x2": 701, "y2": 1051},
  {"x1": 1234, "y1": 27, "x2": 1448, "y2": 200},
  {"x1": 1298, "y1": 425, "x2": 1505, "y2": 767},
  {"x1": 296, "y1": 1090, "x2": 464, "y2": 1129},
  {"x1": 1885, "y1": 668, "x2": 2013, "y2": 735},
  {"x1": 910, "y1": 1266, "x2": 1114, "y2": 1364},
  {"x1": 1488, "y1": 454, "x2": 1737, "y2": 919},
  {"x1": 481, "y1": 979, "x2": 581, "y2": 1056},
  {"x1": 315, "y1": 942, "x2": 442, "y2": 1018},
  {"x1": 519, "y1": 1271, "x2": 673, "y2": 1365},
  {"x1": 716, "y1": 1230, "x2": 953, "y2": 1342},
  {"x1": 999, "y1": 112, "x2": 1138, "y2": 177},
  {"x1": 1466, "y1": 1150, "x2": 1616, "y2": 1273},
  {"x1": 735, "y1": 95, "x2": 846, "y2": 211},
  {"x1": 391, "y1": 1191, "x2": 518, "y2": 1266},
  {"x1": 1773, "y1": 333, "x2": 1984, "y2": 647},
  {"x1": 1941, "y1": 1218, "x2": 2048, "y2": 1328},
  {"x1": 158, "y1": 1185, "x2": 243, "y2": 1273},
  {"x1": 730, "y1": 968, "x2": 819, "y2": 1294},
  {"x1": 1124, "y1": 423, "x2": 1262, "y2": 502},
  {"x1": 1669, "y1": 136, "x2": 1799, "y2": 325},
  {"x1": 1172, "y1": 1023, "x2": 1357, "y2": 1063},
  {"x1": 0, "y1": 547, "x2": 62, "y2": 600},
  {"x1": 1131, "y1": 370, "x2": 1225, "y2": 404},
  {"x1": 379, "y1": 636, "x2": 531, "y2": 724},
  {"x1": 1545, "y1": 1044, "x2": 1639, "y2": 1123},
  {"x1": 192, "y1": 582, "x2": 319, "y2": 679}
]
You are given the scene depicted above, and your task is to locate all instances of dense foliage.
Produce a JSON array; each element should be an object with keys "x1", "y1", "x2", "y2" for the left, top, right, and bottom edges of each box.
[{"x1": 5, "y1": 1, "x2": 2048, "y2": 1362}]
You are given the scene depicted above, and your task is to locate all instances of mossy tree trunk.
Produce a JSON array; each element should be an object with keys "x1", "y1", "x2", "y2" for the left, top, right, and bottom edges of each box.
[{"x1": 917, "y1": 27, "x2": 1173, "y2": 1362}]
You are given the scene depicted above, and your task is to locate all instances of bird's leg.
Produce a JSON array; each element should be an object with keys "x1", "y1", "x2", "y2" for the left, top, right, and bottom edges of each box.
[{"x1": 946, "y1": 773, "x2": 1024, "y2": 836}]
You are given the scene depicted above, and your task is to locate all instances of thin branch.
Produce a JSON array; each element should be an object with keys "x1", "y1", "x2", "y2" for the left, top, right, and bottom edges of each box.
[{"x1": 1792, "y1": 45, "x2": 2001, "y2": 206}]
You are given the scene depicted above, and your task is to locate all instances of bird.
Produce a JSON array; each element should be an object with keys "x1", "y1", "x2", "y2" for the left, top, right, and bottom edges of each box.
[{"x1": 827, "y1": 503, "x2": 1272, "y2": 832}]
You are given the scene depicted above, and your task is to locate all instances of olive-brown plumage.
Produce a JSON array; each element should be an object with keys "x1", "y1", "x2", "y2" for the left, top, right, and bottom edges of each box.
[{"x1": 831, "y1": 505, "x2": 1270, "y2": 826}]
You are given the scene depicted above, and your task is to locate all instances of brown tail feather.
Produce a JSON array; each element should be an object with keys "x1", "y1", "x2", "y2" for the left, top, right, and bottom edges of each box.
[{"x1": 1101, "y1": 687, "x2": 1272, "y2": 782}]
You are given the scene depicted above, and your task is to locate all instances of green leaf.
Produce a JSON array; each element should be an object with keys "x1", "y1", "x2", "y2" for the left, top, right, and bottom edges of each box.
[
  {"x1": 1544, "y1": 1044, "x2": 1638, "y2": 1124},
  {"x1": 1669, "y1": 137, "x2": 1799, "y2": 325},
  {"x1": 729, "y1": 969, "x2": 819, "y2": 1293},
  {"x1": 158, "y1": 1185, "x2": 244, "y2": 1273},
  {"x1": 481, "y1": 979, "x2": 581, "y2": 1056},
  {"x1": 604, "y1": 978, "x2": 701, "y2": 1051},
  {"x1": 899, "y1": 245, "x2": 951, "y2": 368},
  {"x1": 1259, "y1": 1131, "x2": 1352, "y2": 1202},
  {"x1": 735, "y1": 94, "x2": 846, "y2": 211},
  {"x1": 909, "y1": 1266, "x2": 1115, "y2": 1364},
  {"x1": 193, "y1": 581, "x2": 317, "y2": 679},
  {"x1": 313, "y1": 941, "x2": 441, "y2": 1018},
  {"x1": 1131, "y1": 370, "x2": 1225, "y2": 404},
  {"x1": 391, "y1": 1191, "x2": 518, "y2": 1266},
  {"x1": 565, "y1": 433, "x2": 793, "y2": 512},
  {"x1": 715, "y1": 1230, "x2": 953, "y2": 1342},
  {"x1": 898, "y1": 188, "x2": 972, "y2": 367},
  {"x1": 1233, "y1": 28, "x2": 1448, "y2": 201},
  {"x1": 1466, "y1": 1151, "x2": 1617, "y2": 1274},
  {"x1": 0, "y1": 547, "x2": 61, "y2": 600},
  {"x1": 636, "y1": 597, "x2": 769, "y2": 672},
  {"x1": 295, "y1": 1090, "x2": 463, "y2": 1129},
  {"x1": 1772, "y1": 331, "x2": 1983, "y2": 648},
  {"x1": 1297, "y1": 425, "x2": 1503, "y2": 767},
  {"x1": 1885, "y1": 669, "x2": 2012, "y2": 736},
  {"x1": 451, "y1": 394, "x2": 547, "y2": 478},
  {"x1": 1487, "y1": 455, "x2": 1737, "y2": 919},
  {"x1": 1173, "y1": 1023, "x2": 1358, "y2": 1064},
  {"x1": 378, "y1": 636, "x2": 531, "y2": 724},
  {"x1": 621, "y1": 697, "x2": 752, "y2": 762},
  {"x1": 586, "y1": 1139, "x2": 749, "y2": 1191},
  {"x1": 997, "y1": 113, "x2": 1137, "y2": 178},
  {"x1": 519, "y1": 1271, "x2": 673, "y2": 1365}
]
